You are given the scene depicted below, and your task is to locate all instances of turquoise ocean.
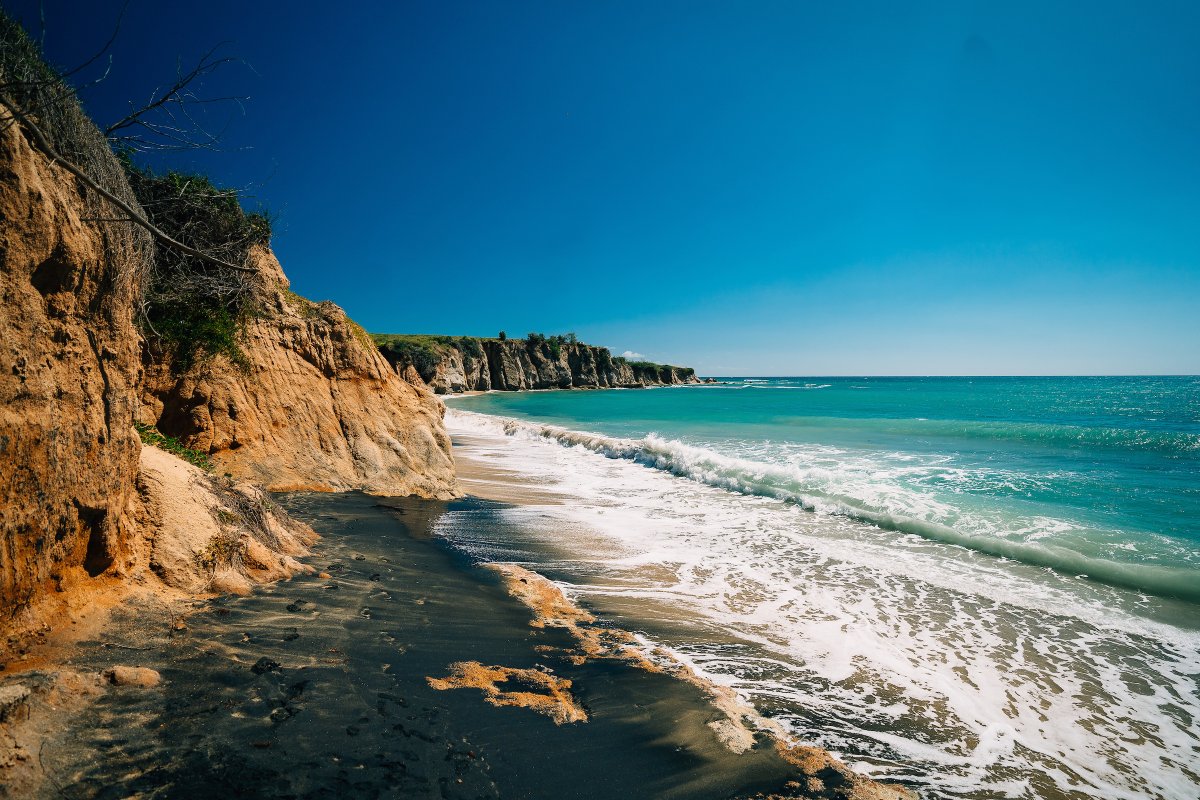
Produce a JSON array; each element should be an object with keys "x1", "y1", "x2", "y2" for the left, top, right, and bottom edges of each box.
[{"x1": 442, "y1": 377, "x2": 1200, "y2": 799}]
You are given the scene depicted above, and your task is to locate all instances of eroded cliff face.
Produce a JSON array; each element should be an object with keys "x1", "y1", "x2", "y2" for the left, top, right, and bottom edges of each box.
[
  {"x1": 0, "y1": 105, "x2": 148, "y2": 619},
  {"x1": 379, "y1": 337, "x2": 700, "y2": 394},
  {"x1": 0, "y1": 85, "x2": 321, "y2": 640},
  {"x1": 139, "y1": 249, "x2": 458, "y2": 498},
  {"x1": 128, "y1": 445, "x2": 315, "y2": 597},
  {"x1": 1, "y1": 45, "x2": 454, "y2": 633}
]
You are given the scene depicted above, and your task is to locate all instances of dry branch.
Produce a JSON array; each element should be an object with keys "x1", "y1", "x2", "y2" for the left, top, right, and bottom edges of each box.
[{"x1": 0, "y1": 90, "x2": 254, "y2": 273}]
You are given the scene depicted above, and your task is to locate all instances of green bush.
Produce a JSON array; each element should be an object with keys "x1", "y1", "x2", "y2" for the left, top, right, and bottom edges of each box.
[
  {"x1": 128, "y1": 166, "x2": 271, "y2": 372},
  {"x1": 457, "y1": 336, "x2": 484, "y2": 359},
  {"x1": 371, "y1": 334, "x2": 444, "y2": 379},
  {"x1": 135, "y1": 422, "x2": 214, "y2": 471}
]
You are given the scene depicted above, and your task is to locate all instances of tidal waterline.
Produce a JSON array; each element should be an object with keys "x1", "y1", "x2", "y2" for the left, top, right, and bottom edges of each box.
[{"x1": 443, "y1": 379, "x2": 1200, "y2": 800}]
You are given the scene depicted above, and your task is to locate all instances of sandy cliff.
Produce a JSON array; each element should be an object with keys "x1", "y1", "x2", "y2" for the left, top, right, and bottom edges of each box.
[
  {"x1": 0, "y1": 103, "x2": 313, "y2": 638},
  {"x1": 1, "y1": 28, "x2": 455, "y2": 633},
  {"x1": 128, "y1": 445, "x2": 314, "y2": 596},
  {"x1": 0, "y1": 85, "x2": 149, "y2": 622},
  {"x1": 377, "y1": 336, "x2": 700, "y2": 394},
  {"x1": 139, "y1": 248, "x2": 458, "y2": 497}
]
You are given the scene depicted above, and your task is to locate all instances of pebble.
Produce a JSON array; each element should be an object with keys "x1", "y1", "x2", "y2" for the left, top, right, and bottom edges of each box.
[{"x1": 105, "y1": 666, "x2": 162, "y2": 688}]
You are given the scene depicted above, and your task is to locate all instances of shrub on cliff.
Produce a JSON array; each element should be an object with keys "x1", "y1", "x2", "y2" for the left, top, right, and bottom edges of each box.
[
  {"x1": 372, "y1": 335, "x2": 442, "y2": 381},
  {"x1": 2, "y1": 12, "x2": 259, "y2": 375},
  {"x1": 134, "y1": 422, "x2": 213, "y2": 471},
  {"x1": 127, "y1": 166, "x2": 271, "y2": 371},
  {"x1": 457, "y1": 337, "x2": 484, "y2": 359}
]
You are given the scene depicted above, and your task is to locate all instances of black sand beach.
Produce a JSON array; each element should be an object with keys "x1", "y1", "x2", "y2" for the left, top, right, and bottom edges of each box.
[{"x1": 17, "y1": 491, "x2": 870, "y2": 799}]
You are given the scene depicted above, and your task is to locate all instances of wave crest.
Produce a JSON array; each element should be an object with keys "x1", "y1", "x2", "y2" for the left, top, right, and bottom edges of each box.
[{"x1": 448, "y1": 409, "x2": 1200, "y2": 603}]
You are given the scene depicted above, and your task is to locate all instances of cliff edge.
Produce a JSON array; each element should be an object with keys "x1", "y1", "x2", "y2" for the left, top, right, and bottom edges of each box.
[{"x1": 1, "y1": 17, "x2": 455, "y2": 634}]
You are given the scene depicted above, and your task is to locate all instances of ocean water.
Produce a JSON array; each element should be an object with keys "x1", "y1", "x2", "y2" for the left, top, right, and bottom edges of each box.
[{"x1": 441, "y1": 377, "x2": 1200, "y2": 799}]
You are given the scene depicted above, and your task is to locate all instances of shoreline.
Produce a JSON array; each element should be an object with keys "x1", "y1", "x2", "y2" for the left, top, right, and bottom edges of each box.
[
  {"x1": 447, "y1": 430, "x2": 919, "y2": 798},
  {"x1": 438, "y1": 400, "x2": 1200, "y2": 799}
]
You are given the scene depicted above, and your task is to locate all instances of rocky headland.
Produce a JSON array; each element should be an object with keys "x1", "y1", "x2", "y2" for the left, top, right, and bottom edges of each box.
[{"x1": 375, "y1": 334, "x2": 701, "y2": 394}]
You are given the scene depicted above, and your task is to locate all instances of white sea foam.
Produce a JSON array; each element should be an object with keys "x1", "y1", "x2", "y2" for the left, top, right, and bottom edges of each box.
[
  {"x1": 449, "y1": 411, "x2": 1200, "y2": 599},
  {"x1": 441, "y1": 408, "x2": 1200, "y2": 800}
]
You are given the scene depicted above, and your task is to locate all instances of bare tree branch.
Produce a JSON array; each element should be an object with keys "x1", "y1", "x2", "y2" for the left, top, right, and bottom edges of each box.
[
  {"x1": 103, "y1": 42, "x2": 249, "y2": 152},
  {"x1": 0, "y1": 90, "x2": 255, "y2": 273},
  {"x1": 60, "y1": 0, "x2": 131, "y2": 79}
]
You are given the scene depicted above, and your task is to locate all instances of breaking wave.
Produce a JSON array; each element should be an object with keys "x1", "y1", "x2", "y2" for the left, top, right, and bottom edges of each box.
[{"x1": 448, "y1": 409, "x2": 1200, "y2": 602}]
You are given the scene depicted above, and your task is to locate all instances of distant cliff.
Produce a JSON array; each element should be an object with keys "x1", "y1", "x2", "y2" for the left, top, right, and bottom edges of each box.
[{"x1": 374, "y1": 335, "x2": 701, "y2": 394}]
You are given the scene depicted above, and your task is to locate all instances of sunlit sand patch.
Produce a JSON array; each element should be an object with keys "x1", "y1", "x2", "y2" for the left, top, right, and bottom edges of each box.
[
  {"x1": 487, "y1": 562, "x2": 916, "y2": 799},
  {"x1": 426, "y1": 661, "x2": 587, "y2": 725},
  {"x1": 487, "y1": 563, "x2": 664, "y2": 670}
]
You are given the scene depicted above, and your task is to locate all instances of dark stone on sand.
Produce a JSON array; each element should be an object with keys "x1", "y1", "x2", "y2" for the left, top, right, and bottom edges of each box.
[{"x1": 251, "y1": 657, "x2": 280, "y2": 675}]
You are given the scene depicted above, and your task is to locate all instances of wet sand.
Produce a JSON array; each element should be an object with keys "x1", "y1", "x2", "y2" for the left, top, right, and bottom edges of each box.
[
  {"x1": 452, "y1": 433, "x2": 564, "y2": 505},
  {"x1": 13, "y1": 492, "x2": 830, "y2": 799}
]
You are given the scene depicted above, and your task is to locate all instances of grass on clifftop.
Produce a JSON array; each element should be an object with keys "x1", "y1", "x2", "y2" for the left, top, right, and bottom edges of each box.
[
  {"x1": 135, "y1": 422, "x2": 213, "y2": 472},
  {"x1": 371, "y1": 334, "x2": 468, "y2": 378}
]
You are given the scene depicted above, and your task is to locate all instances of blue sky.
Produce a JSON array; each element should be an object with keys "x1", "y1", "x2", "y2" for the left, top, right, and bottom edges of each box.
[{"x1": 10, "y1": 1, "x2": 1200, "y2": 374}]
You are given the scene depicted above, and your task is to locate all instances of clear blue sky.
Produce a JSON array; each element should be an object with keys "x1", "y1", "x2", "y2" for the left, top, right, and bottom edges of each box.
[{"x1": 10, "y1": 1, "x2": 1200, "y2": 374}]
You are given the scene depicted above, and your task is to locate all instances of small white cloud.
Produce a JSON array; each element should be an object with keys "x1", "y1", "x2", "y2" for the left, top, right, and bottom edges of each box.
[{"x1": 621, "y1": 351, "x2": 645, "y2": 360}]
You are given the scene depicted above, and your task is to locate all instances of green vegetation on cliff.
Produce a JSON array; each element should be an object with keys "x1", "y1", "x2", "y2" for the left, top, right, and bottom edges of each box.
[
  {"x1": 134, "y1": 422, "x2": 214, "y2": 471},
  {"x1": 371, "y1": 332, "x2": 696, "y2": 390},
  {"x1": 2, "y1": 12, "x2": 270, "y2": 375},
  {"x1": 373, "y1": 334, "x2": 477, "y2": 377},
  {"x1": 128, "y1": 166, "x2": 272, "y2": 371}
]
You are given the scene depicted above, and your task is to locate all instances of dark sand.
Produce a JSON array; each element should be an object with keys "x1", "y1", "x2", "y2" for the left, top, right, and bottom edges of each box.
[{"x1": 25, "y1": 492, "x2": 820, "y2": 799}]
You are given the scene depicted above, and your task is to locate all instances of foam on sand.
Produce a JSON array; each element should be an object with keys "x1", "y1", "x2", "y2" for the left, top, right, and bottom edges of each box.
[{"x1": 440, "y1": 409, "x2": 1200, "y2": 800}]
